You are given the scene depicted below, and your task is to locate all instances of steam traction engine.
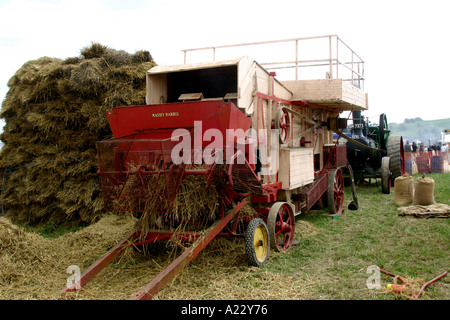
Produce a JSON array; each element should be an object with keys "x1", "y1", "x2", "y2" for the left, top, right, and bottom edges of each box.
[
  {"x1": 63, "y1": 36, "x2": 368, "y2": 299},
  {"x1": 344, "y1": 111, "x2": 405, "y2": 194}
]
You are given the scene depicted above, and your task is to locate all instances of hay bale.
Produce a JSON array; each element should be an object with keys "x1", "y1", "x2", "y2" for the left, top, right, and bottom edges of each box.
[{"x1": 0, "y1": 43, "x2": 155, "y2": 225}]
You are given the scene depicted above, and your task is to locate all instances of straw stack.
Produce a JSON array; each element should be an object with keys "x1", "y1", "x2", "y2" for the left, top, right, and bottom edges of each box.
[{"x1": 0, "y1": 43, "x2": 155, "y2": 225}]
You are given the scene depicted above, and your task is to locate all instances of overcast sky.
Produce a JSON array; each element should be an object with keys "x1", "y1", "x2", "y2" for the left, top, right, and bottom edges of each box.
[{"x1": 1, "y1": 0, "x2": 449, "y2": 128}]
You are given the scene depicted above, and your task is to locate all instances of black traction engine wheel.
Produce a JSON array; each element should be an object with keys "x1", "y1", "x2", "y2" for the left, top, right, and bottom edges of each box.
[
  {"x1": 387, "y1": 135, "x2": 405, "y2": 182},
  {"x1": 381, "y1": 156, "x2": 392, "y2": 194}
]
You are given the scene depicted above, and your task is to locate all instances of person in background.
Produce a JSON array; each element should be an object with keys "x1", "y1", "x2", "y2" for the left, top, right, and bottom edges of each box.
[
  {"x1": 404, "y1": 140, "x2": 412, "y2": 152},
  {"x1": 412, "y1": 141, "x2": 418, "y2": 152}
]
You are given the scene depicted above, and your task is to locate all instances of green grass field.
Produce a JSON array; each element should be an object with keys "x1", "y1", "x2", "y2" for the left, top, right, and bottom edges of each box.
[{"x1": 265, "y1": 172, "x2": 449, "y2": 300}]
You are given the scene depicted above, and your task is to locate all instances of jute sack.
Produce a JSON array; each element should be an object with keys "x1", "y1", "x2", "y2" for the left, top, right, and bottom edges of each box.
[
  {"x1": 412, "y1": 174, "x2": 436, "y2": 205},
  {"x1": 394, "y1": 173, "x2": 414, "y2": 206}
]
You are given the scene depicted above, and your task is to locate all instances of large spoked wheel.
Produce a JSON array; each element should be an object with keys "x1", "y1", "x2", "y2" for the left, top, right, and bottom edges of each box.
[
  {"x1": 275, "y1": 107, "x2": 291, "y2": 144},
  {"x1": 379, "y1": 113, "x2": 389, "y2": 150},
  {"x1": 327, "y1": 168, "x2": 344, "y2": 215},
  {"x1": 245, "y1": 218, "x2": 270, "y2": 267},
  {"x1": 381, "y1": 156, "x2": 392, "y2": 194},
  {"x1": 267, "y1": 202, "x2": 295, "y2": 252}
]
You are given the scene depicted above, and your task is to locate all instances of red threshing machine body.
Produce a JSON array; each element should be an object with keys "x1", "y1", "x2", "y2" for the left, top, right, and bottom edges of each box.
[
  {"x1": 64, "y1": 37, "x2": 369, "y2": 299},
  {"x1": 97, "y1": 100, "x2": 259, "y2": 214},
  {"x1": 105, "y1": 100, "x2": 251, "y2": 142}
]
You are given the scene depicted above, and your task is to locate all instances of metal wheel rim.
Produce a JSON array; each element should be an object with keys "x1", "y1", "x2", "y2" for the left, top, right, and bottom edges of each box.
[
  {"x1": 381, "y1": 156, "x2": 391, "y2": 194},
  {"x1": 328, "y1": 169, "x2": 344, "y2": 215},
  {"x1": 245, "y1": 218, "x2": 270, "y2": 267},
  {"x1": 268, "y1": 202, "x2": 295, "y2": 251},
  {"x1": 253, "y1": 224, "x2": 269, "y2": 263},
  {"x1": 379, "y1": 114, "x2": 389, "y2": 150},
  {"x1": 275, "y1": 108, "x2": 290, "y2": 144}
]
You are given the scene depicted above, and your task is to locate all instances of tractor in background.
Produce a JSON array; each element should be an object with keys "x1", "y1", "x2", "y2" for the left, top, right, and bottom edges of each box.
[{"x1": 341, "y1": 110, "x2": 404, "y2": 194}]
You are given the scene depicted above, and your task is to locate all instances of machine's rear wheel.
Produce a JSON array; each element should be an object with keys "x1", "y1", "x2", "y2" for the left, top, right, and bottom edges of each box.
[
  {"x1": 267, "y1": 202, "x2": 295, "y2": 252},
  {"x1": 381, "y1": 156, "x2": 391, "y2": 194},
  {"x1": 387, "y1": 135, "x2": 405, "y2": 182},
  {"x1": 245, "y1": 218, "x2": 270, "y2": 267},
  {"x1": 328, "y1": 168, "x2": 344, "y2": 215}
]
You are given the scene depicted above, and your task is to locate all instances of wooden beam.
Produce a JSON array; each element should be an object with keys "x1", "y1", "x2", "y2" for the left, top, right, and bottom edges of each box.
[
  {"x1": 60, "y1": 231, "x2": 137, "y2": 294},
  {"x1": 130, "y1": 199, "x2": 247, "y2": 300}
]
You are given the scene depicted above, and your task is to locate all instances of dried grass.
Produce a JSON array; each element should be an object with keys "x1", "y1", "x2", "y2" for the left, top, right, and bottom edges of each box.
[
  {"x1": 380, "y1": 276, "x2": 427, "y2": 300},
  {"x1": 0, "y1": 214, "x2": 134, "y2": 299},
  {"x1": 0, "y1": 213, "x2": 316, "y2": 300},
  {"x1": 132, "y1": 175, "x2": 221, "y2": 234}
]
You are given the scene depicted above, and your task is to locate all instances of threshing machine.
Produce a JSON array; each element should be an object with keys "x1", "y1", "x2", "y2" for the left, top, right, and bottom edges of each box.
[{"x1": 61, "y1": 35, "x2": 369, "y2": 299}]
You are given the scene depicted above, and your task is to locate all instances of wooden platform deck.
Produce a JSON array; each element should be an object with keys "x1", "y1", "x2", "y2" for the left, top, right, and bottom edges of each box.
[{"x1": 282, "y1": 79, "x2": 368, "y2": 111}]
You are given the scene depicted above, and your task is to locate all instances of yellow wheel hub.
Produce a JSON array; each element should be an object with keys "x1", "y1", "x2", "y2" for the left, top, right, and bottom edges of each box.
[{"x1": 253, "y1": 225, "x2": 268, "y2": 263}]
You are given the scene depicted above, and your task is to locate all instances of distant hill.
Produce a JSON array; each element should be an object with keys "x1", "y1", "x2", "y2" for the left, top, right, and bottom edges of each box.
[{"x1": 389, "y1": 118, "x2": 450, "y2": 145}]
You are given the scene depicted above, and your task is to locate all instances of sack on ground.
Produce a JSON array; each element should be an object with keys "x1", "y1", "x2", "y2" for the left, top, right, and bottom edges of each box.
[
  {"x1": 412, "y1": 174, "x2": 436, "y2": 205},
  {"x1": 394, "y1": 173, "x2": 414, "y2": 206}
]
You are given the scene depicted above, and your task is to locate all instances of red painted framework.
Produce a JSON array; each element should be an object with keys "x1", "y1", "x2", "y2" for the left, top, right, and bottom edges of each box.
[{"x1": 60, "y1": 92, "x2": 347, "y2": 299}]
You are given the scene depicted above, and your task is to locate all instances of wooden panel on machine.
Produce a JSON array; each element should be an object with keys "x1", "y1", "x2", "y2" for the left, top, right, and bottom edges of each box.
[
  {"x1": 279, "y1": 147, "x2": 314, "y2": 190},
  {"x1": 145, "y1": 57, "x2": 293, "y2": 116},
  {"x1": 282, "y1": 79, "x2": 368, "y2": 111},
  {"x1": 323, "y1": 144, "x2": 347, "y2": 169}
]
